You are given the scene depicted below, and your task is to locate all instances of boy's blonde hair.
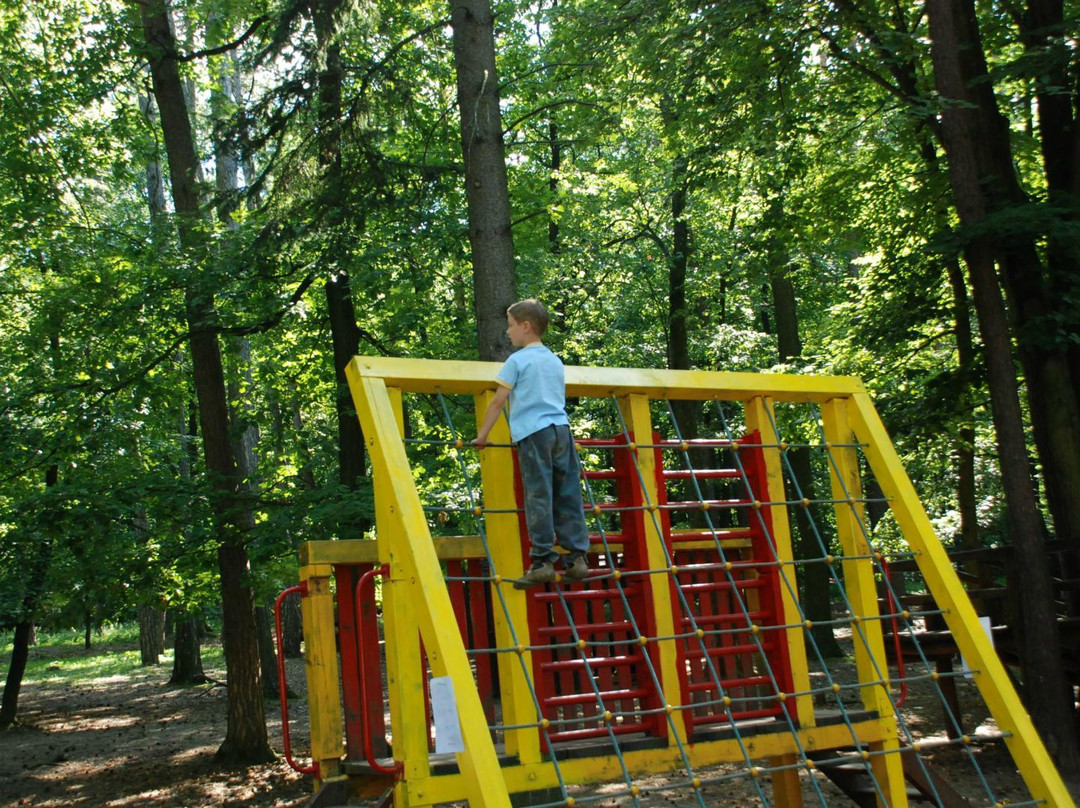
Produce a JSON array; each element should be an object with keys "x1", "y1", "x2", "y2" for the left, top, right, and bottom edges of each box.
[{"x1": 507, "y1": 299, "x2": 549, "y2": 336}]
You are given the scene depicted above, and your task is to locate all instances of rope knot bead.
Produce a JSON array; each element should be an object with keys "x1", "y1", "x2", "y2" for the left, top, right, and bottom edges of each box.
[
  {"x1": 680, "y1": 441, "x2": 690, "y2": 451},
  {"x1": 691, "y1": 777, "x2": 702, "y2": 790},
  {"x1": 454, "y1": 438, "x2": 464, "y2": 450},
  {"x1": 473, "y1": 506, "x2": 483, "y2": 517}
]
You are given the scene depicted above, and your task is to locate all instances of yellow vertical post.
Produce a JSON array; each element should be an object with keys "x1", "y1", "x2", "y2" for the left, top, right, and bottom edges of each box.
[
  {"x1": 618, "y1": 394, "x2": 688, "y2": 748},
  {"x1": 473, "y1": 389, "x2": 541, "y2": 763},
  {"x1": 300, "y1": 562, "x2": 344, "y2": 783},
  {"x1": 348, "y1": 362, "x2": 512, "y2": 808},
  {"x1": 371, "y1": 387, "x2": 430, "y2": 793},
  {"x1": 849, "y1": 392, "x2": 1077, "y2": 808},
  {"x1": 820, "y1": 397, "x2": 906, "y2": 808},
  {"x1": 744, "y1": 396, "x2": 806, "y2": 808}
]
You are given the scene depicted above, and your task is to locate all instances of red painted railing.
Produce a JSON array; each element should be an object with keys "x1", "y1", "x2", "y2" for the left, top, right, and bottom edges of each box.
[{"x1": 275, "y1": 582, "x2": 319, "y2": 777}]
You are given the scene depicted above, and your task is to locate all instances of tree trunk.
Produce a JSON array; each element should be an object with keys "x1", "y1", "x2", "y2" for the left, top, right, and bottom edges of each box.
[
  {"x1": 170, "y1": 614, "x2": 205, "y2": 685},
  {"x1": 255, "y1": 604, "x2": 288, "y2": 699},
  {"x1": 763, "y1": 195, "x2": 841, "y2": 657},
  {"x1": 0, "y1": 458, "x2": 57, "y2": 728},
  {"x1": 139, "y1": 605, "x2": 166, "y2": 666},
  {"x1": 449, "y1": 0, "x2": 517, "y2": 361},
  {"x1": 932, "y1": 0, "x2": 1080, "y2": 549},
  {"x1": 946, "y1": 255, "x2": 981, "y2": 567},
  {"x1": 0, "y1": 623, "x2": 34, "y2": 728},
  {"x1": 928, "y1": 0, "x2": 1080, "y2": 767},
  {"x1": 138, "y1": 0, "x2": 272, "y2": 763},
  {"x1": 311, "y1": 0, "x2": 370, "y2": 513},
  {"x1": 282, "y1": 592, "x2": 304, "y2": 658}
]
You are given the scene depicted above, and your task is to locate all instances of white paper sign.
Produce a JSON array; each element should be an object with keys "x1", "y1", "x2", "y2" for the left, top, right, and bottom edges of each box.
[
  {"x1": 429, "y1": 676, "x2": 465, "y2": 754},
  {"x1": 961, "y1": 616, "x2": 995, "y2": 679}
]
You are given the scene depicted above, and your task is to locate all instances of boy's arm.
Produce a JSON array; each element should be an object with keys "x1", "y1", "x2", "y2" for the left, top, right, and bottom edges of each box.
[{"x1": 473, "y1": 384, "x2": 511, "y2": 447}]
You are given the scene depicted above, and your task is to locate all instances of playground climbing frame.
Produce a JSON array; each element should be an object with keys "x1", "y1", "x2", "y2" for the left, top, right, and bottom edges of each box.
[{"x1": 290, "y1": 356, "x2": 1075, "y2": 808}]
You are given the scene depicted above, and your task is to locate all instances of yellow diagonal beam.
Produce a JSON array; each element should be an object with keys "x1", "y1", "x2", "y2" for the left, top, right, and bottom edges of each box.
[
  {"x1": 849, "y1": 391, "x2": 1076, "y2": 808},
  {"x1": 347, "y1": 360, "x2": 512, "y2": 808}
]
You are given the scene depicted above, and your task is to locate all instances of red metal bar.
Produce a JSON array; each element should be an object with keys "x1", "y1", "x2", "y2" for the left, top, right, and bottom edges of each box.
[
  {"x1": 275, "y1": 583, "x2": 319, "y2": 777},
  {"x1": 335, "y1": 565, "x2": 365, "y2": 762},
  {"x1": 353, "y1": 565, "x2": 404, "y2": 777}
]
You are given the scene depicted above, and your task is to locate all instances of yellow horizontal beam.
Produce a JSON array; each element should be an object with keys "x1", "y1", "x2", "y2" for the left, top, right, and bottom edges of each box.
[
  {"x1": 300, "y1": 537, "x2": 489, "y2": 566},
  {"x1": 349, "y1": 356, "x2": 865, "y2": 403},
  {"x1": 402, "y1": 717, "x2": 889, "y2": 806}
]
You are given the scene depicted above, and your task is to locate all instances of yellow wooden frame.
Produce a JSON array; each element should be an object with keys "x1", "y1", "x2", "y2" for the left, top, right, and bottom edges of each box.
[{"x1": 292, "y1": 356, "x2": 1074, "y2": 808}]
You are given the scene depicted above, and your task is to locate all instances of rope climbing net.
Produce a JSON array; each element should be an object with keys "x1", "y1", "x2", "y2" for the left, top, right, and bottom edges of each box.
[{"x1": 294, "y1": 357, "x2": 1075, "y2": 808}]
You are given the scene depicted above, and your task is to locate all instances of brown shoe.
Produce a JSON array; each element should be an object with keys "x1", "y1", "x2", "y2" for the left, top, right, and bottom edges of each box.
[
  {"x1": 514, "y1": 561, "x2": 556, "y2": 589},
  {"x1": 563, "y1": 554, "x2": 589, "y2": 581}
]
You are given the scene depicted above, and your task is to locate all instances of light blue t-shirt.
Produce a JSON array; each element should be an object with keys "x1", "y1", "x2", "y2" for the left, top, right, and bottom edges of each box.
[{"x1": 496, "y1": 344, "x2": 570, "y2": 442}]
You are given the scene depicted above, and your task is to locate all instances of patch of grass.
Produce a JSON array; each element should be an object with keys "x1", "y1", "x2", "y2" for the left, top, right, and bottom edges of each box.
[{"x1": 0, "y1": 624, "x2": 225, "y2": 688}]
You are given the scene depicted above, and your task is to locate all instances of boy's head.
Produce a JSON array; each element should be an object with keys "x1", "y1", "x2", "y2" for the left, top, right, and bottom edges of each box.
[{"x1": 506, "y1": 299, "x2": 549, "y2": 346}]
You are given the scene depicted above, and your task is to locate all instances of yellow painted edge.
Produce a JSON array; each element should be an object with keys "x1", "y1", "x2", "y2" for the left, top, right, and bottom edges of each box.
[
  {"x1": 619, "y1": 394, "x2": 687, "y2": 749},
  {"x1": 820, "y1": 398, "x2": 907, "y2": 808},
  {"x1": 401, "y1": 717, "x2": 888, "y2": 805},
  {"x1": 744, "y1": 396, "x2": 814, "y2": 728},
  {"x1": 349, "y1": 367, "x2": 512, "y2": 808},
  {"x1": 350, "y1": 355, "x2": 864, "y2": 401},
  {"x1": 473, "y1": 390, "x2": 541, "y2": 764}
]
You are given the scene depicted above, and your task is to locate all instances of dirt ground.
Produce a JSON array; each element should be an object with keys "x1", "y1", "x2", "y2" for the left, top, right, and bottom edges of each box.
[
  {"x1": 2, "y1": 641, "x2": 1079, "y2": 808},
  {"x1": 0, "y1": 644, "x2": 312, "y2": 808}
]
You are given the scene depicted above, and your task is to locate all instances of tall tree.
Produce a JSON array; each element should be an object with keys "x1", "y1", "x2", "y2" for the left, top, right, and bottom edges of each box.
[
  {"x1": 927, "y1": 0, "x2": 1080, "y2": 767},
  {"x1": 310, "y1": 0, "x2": 372, "y2": 509},
  {"x1": 136, "y1": 0, "x2": 273, "y2": 763},
  {"x1": 449, "y1": 0, "x2": 517, "y2": 360}
]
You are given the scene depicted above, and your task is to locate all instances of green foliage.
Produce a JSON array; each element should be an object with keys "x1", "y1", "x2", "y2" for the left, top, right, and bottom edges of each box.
[{"x1": 1, "y1": 0, "x2": 1064, "y2": 643}]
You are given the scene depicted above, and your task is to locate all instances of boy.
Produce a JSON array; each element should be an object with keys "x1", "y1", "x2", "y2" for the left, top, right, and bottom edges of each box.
[{"x1": 473, "y1": 299, "x2": 590, "y2": 588}]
